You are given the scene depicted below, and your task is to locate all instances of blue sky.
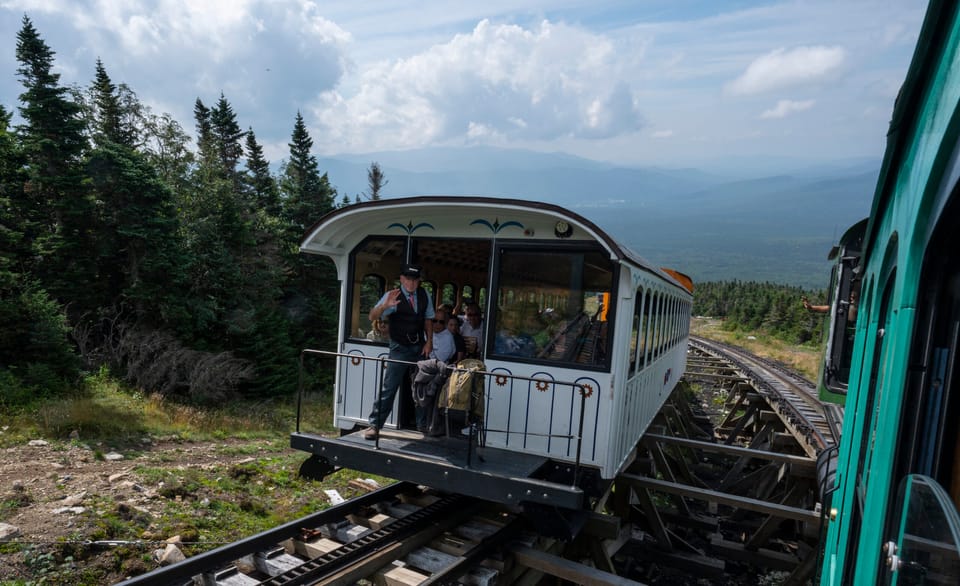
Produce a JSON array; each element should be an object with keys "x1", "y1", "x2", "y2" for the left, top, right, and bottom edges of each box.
[{"x1": 0, "y1": 0, "x2": 928, "y2": 170}]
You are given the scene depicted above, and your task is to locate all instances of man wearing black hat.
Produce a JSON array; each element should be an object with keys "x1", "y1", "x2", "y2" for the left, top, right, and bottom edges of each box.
[{"x1": 364, "y1": 263, "x2": 435, "y2": 439}]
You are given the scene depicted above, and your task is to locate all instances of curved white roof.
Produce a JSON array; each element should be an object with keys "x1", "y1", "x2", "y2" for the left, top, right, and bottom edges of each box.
[{"x1": 301, "y1": 196, "x2": 687, "y2": 290}]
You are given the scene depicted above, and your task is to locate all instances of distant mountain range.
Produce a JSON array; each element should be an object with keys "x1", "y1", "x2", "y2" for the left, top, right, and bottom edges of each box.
[{"x1": 317, "y1": 147, "x2": 878, "y2": 289}]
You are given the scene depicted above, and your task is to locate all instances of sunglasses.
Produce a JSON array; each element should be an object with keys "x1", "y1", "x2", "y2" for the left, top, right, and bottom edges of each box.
[{"x1": 431, "y1": 319, "x2": 444, "y2": 323}]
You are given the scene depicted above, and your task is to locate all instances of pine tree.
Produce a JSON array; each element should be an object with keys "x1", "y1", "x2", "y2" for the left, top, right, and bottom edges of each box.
[
  {"x1": 193, "y1": 98, "x2": 213, "y2": 157},
  {"x1": 210, "y1": 93, "x2": 245, "y2": 183},
  {"x1": 15, "y1": 15, "x2": 99, "y2": 314},
  {"x1": 0, "y1": 105, "x2": 25, "y2": 290},
  {"x1": 244, "y1": 127, "x2": 280, "y2": 216},
  {"x1": 0, "y1": 104, "x2": 79, "y2": 404},
  {"x1": 91, "y1": 58, "x2": 127, "y2": 146},
  {"x1": 280, "y1": 112, "x2": 335, "y2": 232},
  {"x1": 365, "y1": 161, "x2": 388, "y2": 200}
]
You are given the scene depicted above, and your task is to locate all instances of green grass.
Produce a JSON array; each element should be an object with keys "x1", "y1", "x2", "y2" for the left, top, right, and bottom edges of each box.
[
  {"x1": 691, "y1": 317, "x2": 821, "y2": 380},
  {"x1": 0, "y1": 370, "x2": 392, "y2": 585},
  {"x1": 0, "y1": 368, "x2": 336, "y2": 449}
]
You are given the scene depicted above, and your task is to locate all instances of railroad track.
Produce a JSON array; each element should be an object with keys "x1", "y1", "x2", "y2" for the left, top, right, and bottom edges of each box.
[
  {"x1": 115, "y1": 482, "x2": 523, "y2": 586},
  {"x1": 688, "y1": 336, "x2": 842, "y2": 457}
]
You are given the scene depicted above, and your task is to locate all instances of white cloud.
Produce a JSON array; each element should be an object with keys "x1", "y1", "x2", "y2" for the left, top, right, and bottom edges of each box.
[
  {"x1": 726, "y1": 46, "x2": 846, "y2": 95},
  {"x1": 5, "y1": 0, "x2": 352, "y2": 144},
  {"x1": 313, "y1": 18, "x2": 644, "y2": 152},
  {"x1": 760, "y1": 99, "x2": 815, "y2": 119},
  {"x1": 0, "y1": 0, "x2": 928, "y2": 167}
]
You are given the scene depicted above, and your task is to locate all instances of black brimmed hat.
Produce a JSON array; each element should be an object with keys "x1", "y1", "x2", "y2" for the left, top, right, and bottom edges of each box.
[{"x1": 400, "y1": 263, "x2": 422, "y2": 278}]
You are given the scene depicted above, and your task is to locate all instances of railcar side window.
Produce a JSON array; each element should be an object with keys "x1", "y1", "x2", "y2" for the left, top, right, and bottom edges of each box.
[
  {"x1": 492, "y1": 248, "x2": 615, "y2": 367},
  {"x1": 823, "y1": 220, "x2": 866, "y2": 397},
  {"x1": 421, "y1": 280, "x2": 436, "y2": 301},
  {"x1": 347, "y1": 237, "x2": 405, "y2": 341},
  {"x1": 358, "y1": 274, "x2": 385, "y2": 336},
  {"x1": 629, "y1": 288, "x2": 646, "y2": 376},
  {"x1": 440, "y1": 282, "x2": 457, "y2": 308},
  {"x1": 643, "y1": 292, "x2": 660, "y2": 368}
]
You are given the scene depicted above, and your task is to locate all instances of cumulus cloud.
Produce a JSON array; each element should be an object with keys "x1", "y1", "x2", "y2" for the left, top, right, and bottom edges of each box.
[
  {"x1": 651, "y1": 129, "x2": 674, "y2": 138},
  {"x1": 5, "y1": 0, "x2": 351, "y2": 146},
  {"x1": 726, "y1": 46, "x2": 846, "y2": 95},
  {"x1": 760, "y1": 99, "x2": 815, "y2": 119},
  {"x1": 313, "y1": 19, "x2": 644, "y2": 152}
]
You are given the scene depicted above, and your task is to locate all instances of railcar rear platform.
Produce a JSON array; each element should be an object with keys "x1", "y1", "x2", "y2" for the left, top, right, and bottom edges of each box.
[{"x1": 292, "y1": 428, "x2": 587, "y2": 509}]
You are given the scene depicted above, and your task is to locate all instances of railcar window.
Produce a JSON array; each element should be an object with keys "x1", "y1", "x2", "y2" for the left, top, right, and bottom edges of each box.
[
  {"x1": 654, "y1": 293, "x2": 664, "y2": 358},
  {"x1": 844, "y1": 273, "x2": 893, "y2": 574},
  {"x1": 422, "y1": 280, "x2": 436, "y2": 301},
  {"x1": 347, "y1": 237, "x2": 405, "y2": 340},
  {"x1": 669, "y1": 297, "x2": 676, "y2": 347},
  {"x1": 491, "y1": 248, "x2": 614, "y2": 368},
  {"x1": 440, "y1": 283, "x2": 457, "y2": 308},
  {"x1": 644, "y1": 292, "x2": 656, "y2": 365},
  {"x1": 358, "y1": 274, "x2": 386, "y2": 336},
  {"x1": 629, "y1": 288, "x2": 645, "y2": 376}
]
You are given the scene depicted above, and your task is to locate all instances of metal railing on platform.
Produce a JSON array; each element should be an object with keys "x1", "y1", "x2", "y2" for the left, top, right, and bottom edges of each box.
[{"x1": 296, "y1": 348, "x2": 592, "y2": 488}]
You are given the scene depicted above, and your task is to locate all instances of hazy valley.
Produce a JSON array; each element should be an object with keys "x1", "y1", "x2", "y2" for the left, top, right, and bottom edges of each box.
[{"x1": 320, "y1": 147, "x2": 878, "y2": 289}]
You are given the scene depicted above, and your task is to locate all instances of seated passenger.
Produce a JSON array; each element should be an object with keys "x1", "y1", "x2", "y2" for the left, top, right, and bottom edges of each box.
[
  {"x1": 846, "y1": 287, "x2": 860, "y2": 322},
  {"x1": 428, "y1": 309, "x2": 457, "y2": 363},
  {"x1": 460, "y1": 302, "x2": 484, "y2": 357},
  {"x1": 366, "y1": 318, "x2": 389, "y2": 342},
  {"x1": 446, "y1": 315, "x2": 467, "y2": 363},
  {"x1": 494, "y1": 307, "x2": 537, "y2": 357}
]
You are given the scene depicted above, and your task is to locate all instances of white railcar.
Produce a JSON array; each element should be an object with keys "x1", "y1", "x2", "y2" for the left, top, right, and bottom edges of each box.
[{"x1": 292, "y1": 197, "x2": 692, "y2": 511}]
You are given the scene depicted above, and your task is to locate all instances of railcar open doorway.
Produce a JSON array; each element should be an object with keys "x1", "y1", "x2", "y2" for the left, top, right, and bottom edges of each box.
[{"x1": 347, "y1": 236, "x2": 492, "y2": 429}]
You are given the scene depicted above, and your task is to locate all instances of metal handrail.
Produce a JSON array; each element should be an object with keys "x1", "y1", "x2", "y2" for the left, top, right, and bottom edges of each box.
[{"x1": 297, "y1": 348, "x2": 591, "y2": 488}]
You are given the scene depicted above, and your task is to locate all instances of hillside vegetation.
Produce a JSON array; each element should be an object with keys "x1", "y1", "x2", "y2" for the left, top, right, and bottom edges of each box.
[
  {"x1": 2, "y1": 18, "x2": 831, "y2": 418},
  {"x1": 693, "y1": 280, "x2": 826, "y2": 345},
  {"x1": 692, "y1": 280, "x2": 827, "y2": 379},
  {"x1": 2, "y1": 17, "x2": 341, "y2": 411}
]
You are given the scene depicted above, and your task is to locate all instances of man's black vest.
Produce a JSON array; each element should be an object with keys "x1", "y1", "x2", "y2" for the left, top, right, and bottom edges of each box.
[{"x1": 388, "y1": 288, "x2": 428, "y2": 345}]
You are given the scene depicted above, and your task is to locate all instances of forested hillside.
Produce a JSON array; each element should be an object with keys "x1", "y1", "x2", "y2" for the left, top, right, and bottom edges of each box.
[
  {"x1": 693, "y1": 281, "x2": 827, "y2": 345},
  {"x1": 0, "y1": 18, "x2": 832, "y2": 412},
  {"x1": 1, "y1": 17, "x2": 342, "y2": 408}
]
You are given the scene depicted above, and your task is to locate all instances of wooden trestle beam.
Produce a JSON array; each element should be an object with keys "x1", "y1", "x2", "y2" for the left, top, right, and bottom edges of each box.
[{"x1": 620, "y1": 474, "x2": 820, "y2": 523}]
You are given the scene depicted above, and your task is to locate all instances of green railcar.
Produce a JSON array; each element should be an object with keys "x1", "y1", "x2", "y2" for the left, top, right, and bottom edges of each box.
[
  {"x1": 819, "y1": 1, "x2": 960, "y2": 583},
  {"x1": 815, "y1": 217, "x2": 866, "y2": 406}
]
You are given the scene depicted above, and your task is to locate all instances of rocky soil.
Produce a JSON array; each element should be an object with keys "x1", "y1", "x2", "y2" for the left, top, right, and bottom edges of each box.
[{"x1": 0, "y1": 435, "x2": 279, "y2": 583}]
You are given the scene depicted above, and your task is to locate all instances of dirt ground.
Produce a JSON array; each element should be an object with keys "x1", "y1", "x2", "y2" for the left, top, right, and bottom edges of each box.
[{"x1": 0, "y1": 435, "x2": 275, "y2": 582}]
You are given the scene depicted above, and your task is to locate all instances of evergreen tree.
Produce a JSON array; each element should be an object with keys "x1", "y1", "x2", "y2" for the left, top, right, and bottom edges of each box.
[
  {"x1": 193, "y1": 98, "x2": 213, "y2": 157},
  {"x1": 15, "y1": 15, "x2": 99, "y2": 314},
  {"x1": 280, "y1": 112, "x2": 335, "y2": 232},
  {"x1": 0, "y1": 105, "x2": 79, "y2": 405},
  {"x1": 244, "y1": 127, "x2": 280, "y2": 216},
  {"x1": 0, "y1": 105, "x2": 25, "y2": 288},
  {"x1": 365, "y1": 161, "x2": 388, "y2": 200},
  {"x1": 82, "y1": 60, "x2": 183, "y2": 313},
  {"x1": 86, "y1": 142, "x2": 183, "y2": 316},
  {"x1": 91, "y1": 58, "x2": 130, "y2": 146},
  {"x1": 209, "y1": 93, "x2": 245, "y2": 183}
]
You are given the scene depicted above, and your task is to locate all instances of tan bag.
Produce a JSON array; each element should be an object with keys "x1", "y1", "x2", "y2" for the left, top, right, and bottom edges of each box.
[{"x1": 444, "y1": 359, "x2": 485, "y2": 418}]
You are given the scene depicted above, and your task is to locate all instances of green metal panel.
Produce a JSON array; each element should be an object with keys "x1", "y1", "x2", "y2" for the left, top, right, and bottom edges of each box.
[{"x1": 821, "y1": 1, "x2": 960, "y2": 583}]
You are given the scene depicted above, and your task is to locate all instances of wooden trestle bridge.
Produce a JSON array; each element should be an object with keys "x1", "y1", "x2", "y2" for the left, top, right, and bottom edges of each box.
[
  {"x1": 610, "y1": 335, "x2": 843, "y2": 584},
  {"x1": 116, "y1": 337, "x2": 842, "y2": 585}
]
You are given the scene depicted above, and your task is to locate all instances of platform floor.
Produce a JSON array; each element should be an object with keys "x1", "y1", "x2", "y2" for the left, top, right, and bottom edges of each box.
[
  {"x1": 291, "y1": 427, "x2": 585, "y2": 508},
  {"x1": 336, "y1": 427, "x2": 548, "y2": 478}
]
